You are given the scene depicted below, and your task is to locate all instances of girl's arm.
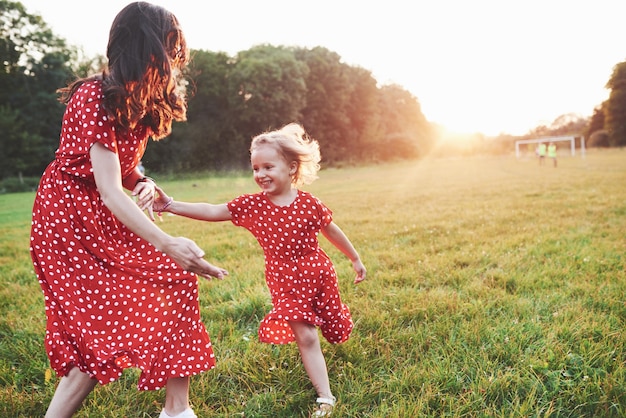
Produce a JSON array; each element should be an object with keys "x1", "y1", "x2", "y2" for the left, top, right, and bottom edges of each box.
[
  {"x1": 321, "y1": 221, "x2": 366, "y2": 283},
  {"x1": 154, "y1": 185, "x2": 232, "y2": 222},
  {"x1": 90, "y1": 142, "x2": 227, "y2": 279}
]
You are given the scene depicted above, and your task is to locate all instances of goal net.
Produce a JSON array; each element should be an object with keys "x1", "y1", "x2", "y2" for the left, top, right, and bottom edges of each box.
[{"x1": 514, "y1": 136, "x2": 586, "y2": 159}]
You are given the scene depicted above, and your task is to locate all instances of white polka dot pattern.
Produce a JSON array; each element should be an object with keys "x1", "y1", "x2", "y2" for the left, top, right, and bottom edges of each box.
[
  {"x1": 228, "y1": 191, "x2": 353, "y2": 344},
  {"x1": 29, "y1": 80, "x2": 215, "y2": 391}
]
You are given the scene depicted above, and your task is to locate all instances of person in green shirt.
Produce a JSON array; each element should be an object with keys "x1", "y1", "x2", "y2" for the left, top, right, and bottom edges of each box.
[
  {"x1": 548, "y1": 142, "x2": 557, "y2": 167},
  {"x1": 537, "y1": 142, "x2": 547, "y2": 166}
]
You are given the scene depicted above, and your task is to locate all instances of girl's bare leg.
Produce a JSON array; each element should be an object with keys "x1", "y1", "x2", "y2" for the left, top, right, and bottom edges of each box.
[{"x1": 288, "y1": 321, "x2": 333, "y2": 399}]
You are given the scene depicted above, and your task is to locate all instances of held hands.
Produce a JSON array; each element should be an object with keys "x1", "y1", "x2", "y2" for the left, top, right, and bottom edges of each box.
[
  {"x1": 135, "y1": 183, "x2": 228, "y2": 280},
  {"x1": 352, "y1": 259, "x2": 367, "y2": 284},
  {"x1": 132, "y1": 178, "x2": 158, "y2": 221},
  {"x1": 134, "y1": 181, "x2": 173, "y2": 221},
  {"x1": 152, "y1": 185, "x2": 172, "y2": 215}
]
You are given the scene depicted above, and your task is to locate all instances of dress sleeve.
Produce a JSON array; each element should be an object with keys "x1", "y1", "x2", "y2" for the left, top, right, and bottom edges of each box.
[
  {"x1": 318, "y1": 200, "x2": 333, "y2": 228},
  {"x1": 227, "y1": 194, "x2": 254, "y2": 228},
  {"x1": 77, "y1": 82, "x2": 117, "y2": 153},
  {"x1": 55, "y1": 81, "x2": 117, "y2": 180},
  {"x1": 305, "y1": 192, "x2": 333, "y2": 228}
]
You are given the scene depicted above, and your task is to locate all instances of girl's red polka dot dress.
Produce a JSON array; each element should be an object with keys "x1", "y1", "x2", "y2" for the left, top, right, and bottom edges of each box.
[
  {"x1": 29, "y1": 80, "x2": 215, "y2": 390},
  {"x1": 228, "y1": 191, "x2": 354, "y2": 344}
]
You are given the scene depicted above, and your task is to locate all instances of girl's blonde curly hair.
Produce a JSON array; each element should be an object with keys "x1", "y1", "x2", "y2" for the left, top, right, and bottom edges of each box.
[{"x1": 250, "y1": 123, "x2": 321, "y2": 187}]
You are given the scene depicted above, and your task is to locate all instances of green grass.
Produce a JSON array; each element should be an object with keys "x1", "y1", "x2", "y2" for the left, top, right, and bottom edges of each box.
[{"x1": 1, "y1": 149, "x2": 625, "y2": 417}]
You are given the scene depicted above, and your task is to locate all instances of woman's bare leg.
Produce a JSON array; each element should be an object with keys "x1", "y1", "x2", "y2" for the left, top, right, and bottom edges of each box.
[
  {"x1": 45, "y1": 367, "x2": 97, "y2": 418},
  {"x1": 163, "y1": 376, "x2": 192, "y2": 416}
]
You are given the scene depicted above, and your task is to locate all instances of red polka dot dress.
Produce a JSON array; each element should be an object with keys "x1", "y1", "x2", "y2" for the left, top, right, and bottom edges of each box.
[
  {"x1": 29, "y1": 80, "x2": 215, "y2": 391},
  {"x1": 228, "y1": 191, "x2": 353, "y2": 344}
]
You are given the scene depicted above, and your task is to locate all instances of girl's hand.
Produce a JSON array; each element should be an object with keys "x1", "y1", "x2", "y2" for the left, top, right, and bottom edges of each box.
[
  {"x1": 152, "y1": 185, "x2": 173, "y2": 217},
  {"x1": 352, "y1": 259, "x2": 367, "y2": 284}
]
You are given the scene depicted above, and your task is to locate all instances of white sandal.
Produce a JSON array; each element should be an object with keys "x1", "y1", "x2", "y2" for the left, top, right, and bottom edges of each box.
[
  {"x1": 159, "y1": 407, "x2": 197, "y2": 418},
  {"x1": 312, "y1": 396, "x2": 336, "y2": 417}
]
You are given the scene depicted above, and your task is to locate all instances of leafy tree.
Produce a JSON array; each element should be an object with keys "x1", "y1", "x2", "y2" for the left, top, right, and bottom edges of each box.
[
  {"x1": 227, "y1": 44, "x2": 309, "y2": 165},
  {"x1": 144, "y1": 50, "x2": 236, "y2": 172},
  {"x1": 547, "y1": 113, "x2": 588, "y2": 136},
  {"x1": 185, "y1": 50, "x2": 238, "y2": 171},
  {"x1": 376, "y1": 85, "x2": 434, "y2": 160},
  {"x1": 296, "y1": 47, "x2": 355, "y2": 164},
  {"x1": 344, "y1": 66, "x2": 384, "y2": 162},
  {"x1": 585, "y1": 102, "x2": 605, "y2": 140},
  {"x1": 0, "y1": 105, "x2": 27, "y2": 175},
  {"x1": 296, "y1": 47, "x2": 435, "y2": 164},
  {"x1": 0, "y1": 1, "x2": 439, "y2": 177},
  {"x1": 525, "y1": 113, "x2": 588, "y2": 143},
  {"x1": 0, "y1": 0, "x2": 74, "y2": 179},
  {"x1": 604, "y1": 60, "x2": 626, "y2": 147}
]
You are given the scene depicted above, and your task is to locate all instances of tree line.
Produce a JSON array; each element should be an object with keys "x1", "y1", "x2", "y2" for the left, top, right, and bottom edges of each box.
[
  {"x1": 1, "y1": 0, "x2": 625, "y2": 185},
  {"x1": 0, "y1": 0, "x2": 434, "y2": 181},
  {"x1": 144, "y1": 45, "x2": 434, "y2": 173}
]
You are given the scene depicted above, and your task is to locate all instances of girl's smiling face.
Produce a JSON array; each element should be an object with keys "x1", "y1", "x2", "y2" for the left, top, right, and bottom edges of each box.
[{"x1": 251, "y1": 144, "x2": 297, "y2": 198}]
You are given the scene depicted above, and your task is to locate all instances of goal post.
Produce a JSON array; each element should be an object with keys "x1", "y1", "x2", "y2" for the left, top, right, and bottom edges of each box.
[{"x1": 514, "y1": 135, "x2": 586, "y2": 159}]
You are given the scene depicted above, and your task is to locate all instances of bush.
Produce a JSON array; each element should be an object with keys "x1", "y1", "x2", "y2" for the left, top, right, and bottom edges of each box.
[
  {"x1": 588, "y1": 130, "x2": 611, "y2": 147},
  {"x1": 0, "y1": 176, "x2": 40, "y2": 193}
]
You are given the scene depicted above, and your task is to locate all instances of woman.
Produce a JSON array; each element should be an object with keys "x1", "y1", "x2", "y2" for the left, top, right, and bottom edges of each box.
[{"x1": 29, "y1": 3, "x2": 227, "y2": 417}]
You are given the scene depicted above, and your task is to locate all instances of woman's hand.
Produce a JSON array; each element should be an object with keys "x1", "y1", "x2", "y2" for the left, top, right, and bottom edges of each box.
[
  {"x1": 132, "y1": 179, "x2": 157, "y2": 220},
  {"x1": 160, "y1": 236, "x2": 229, "y2": 280}
]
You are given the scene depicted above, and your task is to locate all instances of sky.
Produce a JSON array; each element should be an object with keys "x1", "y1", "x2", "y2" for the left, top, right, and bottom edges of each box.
[{"x1": 20, "y1": 0, "x2": 626, "y2": 136}]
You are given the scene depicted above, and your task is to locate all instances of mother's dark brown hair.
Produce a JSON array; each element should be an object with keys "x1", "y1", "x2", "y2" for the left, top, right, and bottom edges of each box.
[{"x1": 59, "y1": 1, "x2": 190, "y2": 139}]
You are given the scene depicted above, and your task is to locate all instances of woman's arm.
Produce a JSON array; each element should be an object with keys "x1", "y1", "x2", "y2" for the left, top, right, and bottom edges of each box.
[
  {"x1": 153, "y1": 185, "x2": 232, "y2": 222},
  {"x1": 122, "y1": 169, "x2": 160, "y2": 220},
  {"x1": 321, "y1": 221, "x2": 366, "y2": 283},
  {"x1": 122, "y1": 169, "x2": 144, "y2": 191},
  {"x1": 90, "y1": 142, "x2": 227, "y2": 279}
]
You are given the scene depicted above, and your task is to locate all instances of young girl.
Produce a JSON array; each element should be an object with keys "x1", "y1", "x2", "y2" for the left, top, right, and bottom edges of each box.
[
  {"x1": 30, "y1": 3, "x2": 227, "y2": 417},
  {"x1": 153, "y1": 123, "x2": 366, "y2": 416}
]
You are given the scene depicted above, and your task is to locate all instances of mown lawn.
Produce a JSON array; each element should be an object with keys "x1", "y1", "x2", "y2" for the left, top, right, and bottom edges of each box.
[{"x1": 1, "y1": 149, "x2": 625, "y2": 417}]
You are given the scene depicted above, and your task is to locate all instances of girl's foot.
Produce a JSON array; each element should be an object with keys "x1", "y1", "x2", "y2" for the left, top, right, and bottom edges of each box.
[{"x1": 312, "y1": 396, "x2": 336, "y2": 417}]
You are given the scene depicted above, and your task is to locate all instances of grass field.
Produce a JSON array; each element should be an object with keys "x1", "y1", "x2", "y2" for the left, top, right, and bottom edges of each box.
[{"x1": 1, "y1": 149, "x2": 625, "y2": 417}]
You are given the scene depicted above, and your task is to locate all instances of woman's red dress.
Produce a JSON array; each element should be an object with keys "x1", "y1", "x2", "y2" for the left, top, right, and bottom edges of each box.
[
  {"x1": 228, "y1": 191, "x2": 354, "y2": 345},
  {"x1": 29, "y1": 80, "x2": 215, "y2": 390}
]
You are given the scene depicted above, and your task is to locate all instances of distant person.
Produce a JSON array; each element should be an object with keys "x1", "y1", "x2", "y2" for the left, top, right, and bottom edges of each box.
[
  {"x1": 152, "y1": 123, "x2": 367, "y2": 417},
  {"x1": 548, "y1": 142, "x2": 557, "y2": 167},
  {"x1": 138, "y1": 160, "x2": 145, "y2": 174},
  {"x1": 29, "y1": 3, "x2": 227, "y2": 418},
  {"x1": 537, "y1": 142, "x2": 547, "y2": 165}
]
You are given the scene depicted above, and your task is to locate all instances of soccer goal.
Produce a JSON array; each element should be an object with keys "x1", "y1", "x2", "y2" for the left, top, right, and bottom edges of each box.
[{"x1": 514, "y1": 135, "x2": 586, "y2": 159}]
